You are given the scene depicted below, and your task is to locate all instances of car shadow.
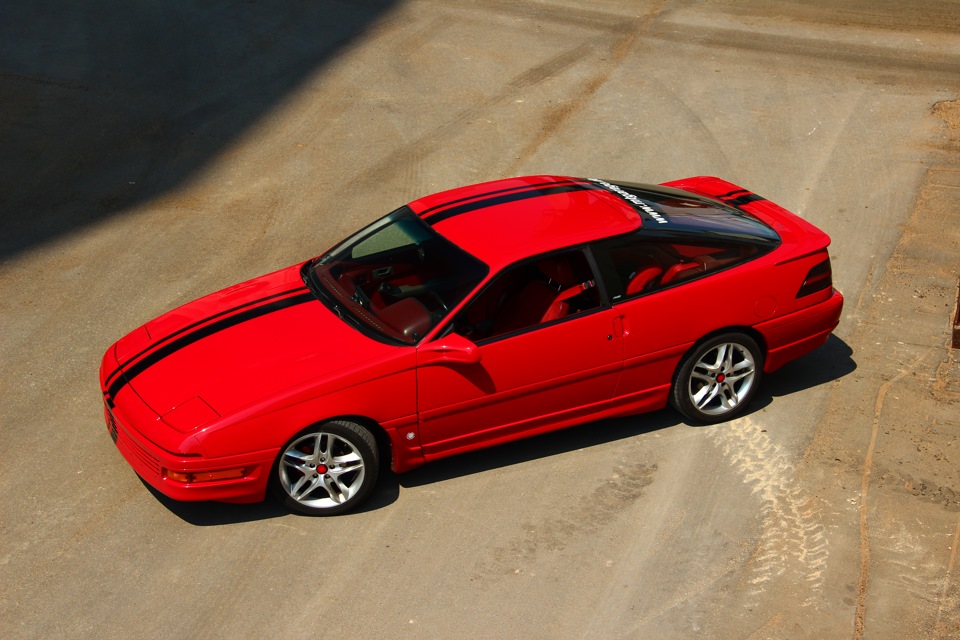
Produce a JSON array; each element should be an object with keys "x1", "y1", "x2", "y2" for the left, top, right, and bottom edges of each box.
[
  {"x1": 151, "y1": 334, "x2": 855, "y2": 523},
  {"x1": 144, "y1": 462, "x2": 402, "y2": 526},
  {"x1": 395, "y1": 410, "x2": 679, "y2": 490},
  {"x1": 141, "y1": 480, "x2": 289, "y2": 525},
  {"x1": 749, "y1": 333, "x2": 856, "y2": 408},
  {"x1": 397, "y1": 333, "x2": 856, "y2": 488}
]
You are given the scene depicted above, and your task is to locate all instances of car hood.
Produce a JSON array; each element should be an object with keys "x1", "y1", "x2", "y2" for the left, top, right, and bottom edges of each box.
[{"x1": 107, "y1": 262, "x2": 399, "y2": 431}]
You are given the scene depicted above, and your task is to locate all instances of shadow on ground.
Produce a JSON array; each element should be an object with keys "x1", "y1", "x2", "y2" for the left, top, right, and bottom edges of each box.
[
  {"x1": 144, "y1": 475, "x2": 402, "y2": 526},
  {"x1": 399, "y1": 334, "x2": 856, "y2": 487},
  {"x1": 0, "y1": 0, "x2": 399, "y2": 260},
  {"x1": 759, "y1": 333, "x2": 856, "y2": 400}
]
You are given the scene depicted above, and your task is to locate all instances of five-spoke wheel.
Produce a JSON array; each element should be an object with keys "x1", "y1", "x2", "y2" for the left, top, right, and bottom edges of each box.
[
  {"x1": 272, "y1": 420, "x2": 379, "y2": 516},
  {"x1": 671, "y1": 333, "x2": 763, "y2": 424}
]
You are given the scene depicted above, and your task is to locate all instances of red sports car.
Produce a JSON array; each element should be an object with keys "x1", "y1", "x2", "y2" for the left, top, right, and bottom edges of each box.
[{"x1": 100, "y1": 176, "x2": 843, "y2": 515}]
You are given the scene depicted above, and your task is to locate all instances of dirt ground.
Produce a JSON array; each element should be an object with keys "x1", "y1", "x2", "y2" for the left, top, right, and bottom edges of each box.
[{"x1": 2, "y1": 1, "x2": 959, "y2": 638}]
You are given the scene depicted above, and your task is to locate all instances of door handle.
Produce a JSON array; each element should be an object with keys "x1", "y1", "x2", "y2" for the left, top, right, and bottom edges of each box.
[{"x1": 614, "y1": 315, "x2": 630, "y2": 338}]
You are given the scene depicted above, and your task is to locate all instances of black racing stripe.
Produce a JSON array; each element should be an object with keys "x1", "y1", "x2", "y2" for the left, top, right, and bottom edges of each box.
[
  {"x1": 426, "y1": 182, "x2": 602, "y2": 226},
  {"x1": 106, "y1": 291, "x2": 315, "y2": 401},
  {"x1": 715, "y1": 188, "x2": 750, "y2": 200},
  {"x1": 724, "y1": 193, "x2": 765, "y2": 207},
  {"x1": 104, "y1": 287, "x2": 309, "y2": 389},
  {"x1": 418, "y1": 178, "x2": 587, "y2": 220}
]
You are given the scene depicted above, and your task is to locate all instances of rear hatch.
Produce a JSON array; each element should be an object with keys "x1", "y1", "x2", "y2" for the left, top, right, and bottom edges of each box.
[
  {"x1": 662, "y1": 176, "x2": 837, "y2": 312},
  {"x1": 660, "y1": 176, "x2": 831, "y2": 254}
]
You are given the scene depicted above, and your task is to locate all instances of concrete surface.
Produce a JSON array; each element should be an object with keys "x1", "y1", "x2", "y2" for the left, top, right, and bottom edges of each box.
[{"x1": 2, "y1": 1, "x2": 959, "y2": 638}]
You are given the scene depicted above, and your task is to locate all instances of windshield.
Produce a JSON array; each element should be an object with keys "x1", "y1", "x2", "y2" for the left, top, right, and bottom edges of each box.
[{"x1": 307, "y1": 207, "x2": 488, "y2": 345}]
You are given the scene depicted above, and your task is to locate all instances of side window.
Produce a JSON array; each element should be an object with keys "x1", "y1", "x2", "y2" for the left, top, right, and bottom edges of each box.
[
  {"x1": 593, "y1": 236, "x2": 760, "y2": 302},
  {"x1": 451, "y1": 249, "x2": 601, "y2": 342}
]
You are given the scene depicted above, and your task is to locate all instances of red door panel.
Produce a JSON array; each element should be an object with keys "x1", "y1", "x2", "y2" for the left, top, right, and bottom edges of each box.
[
  {"x1": 613, "y1": 268, "x2": 766, "y2": 399},
  {"x1": 417, "y1": 309, "x2": 622, "y2": 457}
]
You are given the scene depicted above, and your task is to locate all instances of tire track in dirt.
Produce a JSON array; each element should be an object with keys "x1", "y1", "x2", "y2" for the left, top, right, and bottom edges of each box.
[
  {"x1": 853, "y1": 350, "x2": 932, "y2": 640},
  {"x1": 428, "y1": 0, "x2": 636, "y2": 35},
  {"x1": 650, "y1": 22, "x2": 960, "y2": 88},
  {"x1": 504, "y1": 0, "x2": 668, "y2": 174},
  {"x1": 710, "y1": 416, "x2": 829, "y2": 609},
  {"x1": 709, "y1": 0, "x2": 960, "y2": 36},
  {"x1": 643, "y1": 75, "x2": 737, "y2": 175},
  {"x1": 476, "y1": 461, "x2": 657, "y2": 577},
  {"x1": 935, "y1": 517, "x2": 960, "y2": 638},
  {"x1": 346, "y1": 40, "x2": 595, "y2": 193}
]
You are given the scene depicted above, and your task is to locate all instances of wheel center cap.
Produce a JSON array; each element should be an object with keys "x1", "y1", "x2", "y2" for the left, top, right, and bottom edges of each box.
[
  {"x1": 716, "y1": 373, "x2": 726, "y2": 383},
  {"x1": 316, "y1": 464, "x2": 328, "y2": 474}
]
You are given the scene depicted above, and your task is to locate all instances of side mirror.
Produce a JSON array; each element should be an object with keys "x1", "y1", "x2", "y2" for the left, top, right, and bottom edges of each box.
[{"x1": 418, "y1": 333, "x2": 482, "y2": 365}]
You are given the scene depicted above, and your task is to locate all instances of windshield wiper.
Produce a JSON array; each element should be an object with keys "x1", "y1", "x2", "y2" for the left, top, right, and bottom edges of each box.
[{"x1": 302, "y1": 263, "x2": 371, "y2": 332}]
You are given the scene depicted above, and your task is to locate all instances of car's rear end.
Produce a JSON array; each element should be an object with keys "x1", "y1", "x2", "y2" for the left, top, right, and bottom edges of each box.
[{"x1": 662, "y1": 176, "x2": 844, "y2": 372}]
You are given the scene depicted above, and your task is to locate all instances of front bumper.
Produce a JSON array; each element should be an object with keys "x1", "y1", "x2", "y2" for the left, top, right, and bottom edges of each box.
[{"x1": 104, "y1": 403, "x2": 278, "y2": 504}]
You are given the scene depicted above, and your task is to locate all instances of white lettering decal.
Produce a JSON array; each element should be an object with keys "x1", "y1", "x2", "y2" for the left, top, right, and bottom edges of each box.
[{"x1": 590, "y1": 178, "x2": 668, "y2": 224}]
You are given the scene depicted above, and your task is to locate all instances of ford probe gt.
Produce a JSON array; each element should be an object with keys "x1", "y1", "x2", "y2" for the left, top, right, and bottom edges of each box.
[{"x1": 100, "y1": 175, "x2": 843, "y2": 515}]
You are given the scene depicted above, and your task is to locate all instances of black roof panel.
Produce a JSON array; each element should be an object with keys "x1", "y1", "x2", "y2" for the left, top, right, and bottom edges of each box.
[{"x1": 597, "y1": 180, "x2": 781, "y2": 245}]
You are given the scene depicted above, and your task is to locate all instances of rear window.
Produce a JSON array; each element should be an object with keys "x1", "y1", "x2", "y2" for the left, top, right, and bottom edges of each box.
[{"x1": 596, "y1": 180, "x2": 781, "y2": 245}]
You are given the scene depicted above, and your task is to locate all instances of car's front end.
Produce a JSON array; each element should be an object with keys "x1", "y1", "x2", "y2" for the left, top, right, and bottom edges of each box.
[
  {"x1": 100, "y1": 322, "x2": 281, "y2": 503},
  {"x1": 98, "y1": 259, "x2": 412, "y2": 504},
  {"x1": 99, "y1": 206, "x2": 491, "y2": 508}
]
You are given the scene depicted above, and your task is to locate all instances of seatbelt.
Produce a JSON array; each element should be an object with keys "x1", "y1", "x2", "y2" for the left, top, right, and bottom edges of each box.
[{"x1": 542, "y1": 280, "x2": 596, "y2": 322}]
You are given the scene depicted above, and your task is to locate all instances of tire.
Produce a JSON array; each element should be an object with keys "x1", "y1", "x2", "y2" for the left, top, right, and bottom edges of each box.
[
  {"x1": 271, "y1": 420, "x2": 379, "y2": 516},
  {"x1": 670, "y1": 333, "x2": 763, "y2": 424}
]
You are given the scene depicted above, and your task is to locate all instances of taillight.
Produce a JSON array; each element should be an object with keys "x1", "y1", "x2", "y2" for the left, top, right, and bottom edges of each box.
[{"x1": 797, "y1": 258, "x2": 832, "y2": 298}]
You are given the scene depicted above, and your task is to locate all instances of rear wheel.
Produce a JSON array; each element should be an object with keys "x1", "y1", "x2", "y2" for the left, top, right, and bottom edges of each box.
[
  {"x1": 272, "y1": 420, "x2": 379, "y2": 516},
  {"x1": 671, "y1": 333, "x2": 763, "y2": 424}
]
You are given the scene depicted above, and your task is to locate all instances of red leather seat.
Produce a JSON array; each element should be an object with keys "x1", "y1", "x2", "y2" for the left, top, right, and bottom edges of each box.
[
  {"x1": 537, "y1": 257, "x2": 582, "y2": 322},
  {"x1": 661, "y1": 261, "x2": 702, "y2": 285},
  {"x1": 494, "y1": 280, "x2": 557, "y2": 333},
  {"x1": 493, "y1": 257, "x2": 581, "y2": 333},
  {"x1": 378, "y1": 297, "x2": 432, "y2": 341},
  {"x1": 625, "y1": 264, "x2": 663, "y2": 296}
]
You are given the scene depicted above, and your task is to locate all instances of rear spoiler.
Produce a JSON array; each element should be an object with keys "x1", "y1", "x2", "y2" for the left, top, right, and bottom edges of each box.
[
  {"x1": 661, "y1": 175, "x2": 766, "y2": 209},
  {"x1": 661, "y1": 176, "x2": 831, "y2": 251}
]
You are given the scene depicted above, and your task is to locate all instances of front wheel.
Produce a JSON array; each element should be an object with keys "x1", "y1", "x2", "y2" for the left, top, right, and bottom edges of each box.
[
  {"x1": 670, "y1": 333, "x2": 763, "y2": 424},
  {"x1": 271, "y1": 420, "x2": 379, "y2": 516}
]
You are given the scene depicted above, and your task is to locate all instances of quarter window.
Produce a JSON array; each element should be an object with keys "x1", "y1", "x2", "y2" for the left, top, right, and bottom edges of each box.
[{"x1": 593, "y1": 236, "x2": 763, "y2": 302}]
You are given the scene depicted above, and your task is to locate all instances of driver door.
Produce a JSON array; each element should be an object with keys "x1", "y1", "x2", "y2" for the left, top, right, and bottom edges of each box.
[{"x1": 416, "y1": 249, "x2": 623, "y2": 458}]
